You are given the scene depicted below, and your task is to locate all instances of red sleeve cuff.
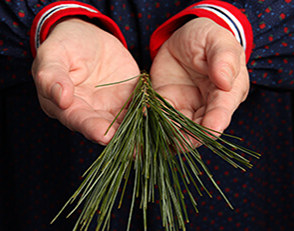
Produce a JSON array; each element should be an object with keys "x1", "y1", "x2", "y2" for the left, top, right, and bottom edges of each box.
[
  {"x1": 30, "y1": 1, "x2": 127, "y2": 57},
  {"x1": 149, "y1": 0, "x2": 253, "y2": 63}
]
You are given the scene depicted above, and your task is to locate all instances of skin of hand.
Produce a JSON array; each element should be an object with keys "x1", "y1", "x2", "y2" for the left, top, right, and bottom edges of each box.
[
  {"x1": 32, "y1": 18, "x2": 140, "y2": 145},
  {"x1": 150, "y1": 17, "x2": 250, "y2": 146}
]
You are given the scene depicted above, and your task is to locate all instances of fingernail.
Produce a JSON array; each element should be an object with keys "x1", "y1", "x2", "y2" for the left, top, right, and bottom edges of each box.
[
  {"x1": 96, "y1": 140, "x2": 107, "y2": 146},
  {"x1": 51, "y1": 83, "x2": 62, "y2": 106},
  {"x1": 93, "y1": 141, "x2": 107, "y2": 146}
]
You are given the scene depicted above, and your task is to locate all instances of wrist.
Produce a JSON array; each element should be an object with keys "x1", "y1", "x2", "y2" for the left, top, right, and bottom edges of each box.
[{"x1": 47, "y1": 16, "x2": 79, "y2": 35}]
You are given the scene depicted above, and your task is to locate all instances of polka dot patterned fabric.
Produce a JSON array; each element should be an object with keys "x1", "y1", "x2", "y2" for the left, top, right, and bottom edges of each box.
[{"x1": 0, "y1": 0, "x2": 294, "y2": 230}]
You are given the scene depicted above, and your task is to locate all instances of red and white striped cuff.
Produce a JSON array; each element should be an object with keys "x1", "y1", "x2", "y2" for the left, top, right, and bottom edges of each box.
[
  {"x1": 150, "y1": 0, "x2": 253, "y2": 62},
  {"x1": 30, "y1": 1, "x2": 127, "y2": 57}
]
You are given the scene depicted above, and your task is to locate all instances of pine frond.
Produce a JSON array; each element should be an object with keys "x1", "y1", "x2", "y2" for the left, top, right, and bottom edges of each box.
[{"x1": 51, "y1": 72, "x2": 260, "y2": 231}]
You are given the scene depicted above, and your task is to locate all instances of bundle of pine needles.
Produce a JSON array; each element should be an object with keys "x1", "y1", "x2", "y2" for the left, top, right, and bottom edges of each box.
[{"x1": 51, "y1": 72, "x2": 259, "y2": 231}]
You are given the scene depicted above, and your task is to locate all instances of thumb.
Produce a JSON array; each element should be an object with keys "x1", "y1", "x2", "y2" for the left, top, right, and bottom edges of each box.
[
  {"x1": 206, "y1": 28, "x2": 244, "y2": 91},
  {"x1": 32, "y1": 60, "x2": 74, "y2": 109}
]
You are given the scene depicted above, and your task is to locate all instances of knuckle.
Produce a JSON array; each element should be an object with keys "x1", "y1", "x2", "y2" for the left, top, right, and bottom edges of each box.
[
  {"x1": 241, "y1": 86, "x2": 249, "y2": 102},
  {"x1": 34, "y1": 69, "x2": 53, "y2": 98},
  {"x1": 35, "y1": 69, "x2": 50, "y2": 83},
  {"x1": 240, "y1": 77, "x2": 250, "y2": 102}
]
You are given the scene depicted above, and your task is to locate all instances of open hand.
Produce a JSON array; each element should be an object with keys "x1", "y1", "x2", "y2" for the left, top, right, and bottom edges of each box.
[
  {"x1": 150, "y1": 18, "x2": 249, "y2": 146},
  {"x1": 32, "y1": 18, "x2": 140, "y2": 145}
]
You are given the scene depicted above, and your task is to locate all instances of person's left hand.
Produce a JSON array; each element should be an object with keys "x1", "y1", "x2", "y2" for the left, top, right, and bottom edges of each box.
[{"x1": 150, "y1": 17, "x2": 250, "y2": 146}]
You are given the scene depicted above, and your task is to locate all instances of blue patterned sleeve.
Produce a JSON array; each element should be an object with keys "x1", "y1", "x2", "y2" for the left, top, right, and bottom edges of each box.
[
  {"x1": 229, "y1": 0, "x2": 294, "y2": 90},
  {"x1": 0, "y1": 1, "x2": 54, "y2": 88}
]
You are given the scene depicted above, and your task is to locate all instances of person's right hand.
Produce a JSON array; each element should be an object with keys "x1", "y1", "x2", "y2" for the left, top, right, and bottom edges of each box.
[{"x1": 32, "y1": 18, "x2": 140, "y2": 145}]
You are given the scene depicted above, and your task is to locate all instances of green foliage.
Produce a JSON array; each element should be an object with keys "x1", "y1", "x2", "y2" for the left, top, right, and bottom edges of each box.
[{"x1": 51, "y1": 72, "x2": 260, "y2": 231}]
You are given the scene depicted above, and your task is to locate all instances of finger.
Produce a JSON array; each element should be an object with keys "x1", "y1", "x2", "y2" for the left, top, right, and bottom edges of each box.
[
  {"x1": 32, "y1": 58, "x2": 75, "y2": 109},
  {"x1": 65, "y1": 110, "x2": 117, "y2": 145},
  {"x1": 41, "y1": 96, "x2": 118, "y2": 145},
  {"x1": 197, "y1": 71, "x2": 249, "y2": 134},
  {"x1": 198, "y1": 104, "x2": 232, "y2": 136},
  {"x1": 206, "y1": 28, "x2": 245, "y2": 91},
  {"x1": 62, "y1": 106, "x2": 119, "y2": 145}
]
